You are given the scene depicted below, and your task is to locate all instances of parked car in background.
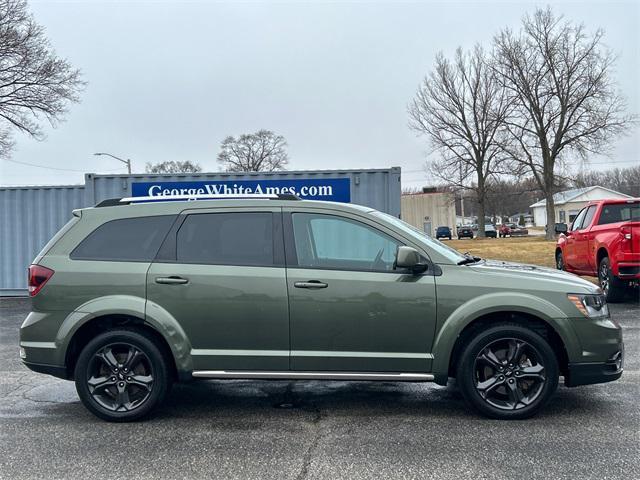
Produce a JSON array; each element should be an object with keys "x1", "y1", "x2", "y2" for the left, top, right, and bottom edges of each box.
[
  {"x1": 457, "y1": 226, "x2": 474, "y2": 239},
  {"x1": 499, "y1": 223, "x2": 529, "y2": 237},
  {"x1": 435, "y1": 226, "x2": 452, "y2": 240},
  {"x1": 21, "y1": 194, "x2": 623, "y2": 421},
  {"x1": 484, "y1": 224, "x2": 497, "y2": 238},
  {"x1": 556, "y1": 198, "x2": 639, "y2": 302}
]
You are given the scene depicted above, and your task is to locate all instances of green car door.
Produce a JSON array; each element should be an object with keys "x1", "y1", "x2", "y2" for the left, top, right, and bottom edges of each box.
[
  {"x1": 146, "y1": 207, "x2": 289, "y2": 371},
  {"x1": 283, "y1": 208, "x2": 438, "y2": 373}
]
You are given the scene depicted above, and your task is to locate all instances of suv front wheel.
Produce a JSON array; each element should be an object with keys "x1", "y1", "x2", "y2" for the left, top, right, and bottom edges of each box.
[
  {"x1": 74, "y1": 329, "x2": 171, "y2": 422},
  {"x1": 456, "y1": 324, "x2": 559, "y2": 419}
]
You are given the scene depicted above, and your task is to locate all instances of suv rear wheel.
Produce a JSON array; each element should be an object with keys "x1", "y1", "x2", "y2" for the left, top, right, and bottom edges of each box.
[
  {"x1": 74, "y1": 329, "x2": 170, "y2": 422},
  {"x1": 456, "y1": 324, "x2": 559, "y2": 419}
]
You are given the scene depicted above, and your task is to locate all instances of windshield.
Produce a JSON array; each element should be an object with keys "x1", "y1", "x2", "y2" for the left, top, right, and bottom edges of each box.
[{"x1": 373, "y1": 212, "x2": 466, "y2": 264}]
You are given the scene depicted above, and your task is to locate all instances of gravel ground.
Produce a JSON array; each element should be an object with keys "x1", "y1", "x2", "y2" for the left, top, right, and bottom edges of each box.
[{"x1": 1, "y1": 297, "x2": 638, "y2": 480}]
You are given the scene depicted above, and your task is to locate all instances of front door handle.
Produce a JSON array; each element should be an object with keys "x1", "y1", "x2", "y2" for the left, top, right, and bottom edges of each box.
[
  {"x1": 294, "y1": 280, "x2": 328, "y2": 289},
  {"x1": 155, "y1": 276, "x2": 189, "y2": 285}
]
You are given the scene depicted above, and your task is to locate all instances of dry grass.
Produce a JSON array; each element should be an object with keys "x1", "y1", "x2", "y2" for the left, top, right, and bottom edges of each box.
[{"x1": 447, "y1": 236, "x2": 557, "y2": 268}]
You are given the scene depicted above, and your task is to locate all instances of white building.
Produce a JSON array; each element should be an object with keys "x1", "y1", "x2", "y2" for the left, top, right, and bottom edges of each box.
[
  {"x1": 530, "y1": 186, "x2": 632, "y2": 226},
  {"x1": 401, "y1": 192, "x2": 456, "y2": 236}
]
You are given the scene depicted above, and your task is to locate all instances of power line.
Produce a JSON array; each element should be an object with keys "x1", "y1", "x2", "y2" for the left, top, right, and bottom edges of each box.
[
  {"x1": 2, "y1": 158, "x2": 89, "y2": 172},
  {"x1": 1, "y1": 158, "x2": 125, "y2": 173}
]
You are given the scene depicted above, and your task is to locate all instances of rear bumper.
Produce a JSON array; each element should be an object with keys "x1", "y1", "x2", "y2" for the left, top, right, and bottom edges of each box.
[
  {"x1": 565, "y1": 348, "x2": 624, "y2": 387},
  {"x1": 615, "y1": 263, "x2": 640, "y2": 279}
]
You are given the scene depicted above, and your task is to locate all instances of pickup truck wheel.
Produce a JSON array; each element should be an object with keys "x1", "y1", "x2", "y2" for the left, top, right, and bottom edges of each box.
[
  {"x1": 74, "y1": 329, "x2": 170, "y2": 422},
  {"x1": 598, "y1": 257, "x2": 626, "y2": 303},
  {"x1": 555, "y1": 251, "x2": 564, "y2": 271},
  {"x1": 456, "y1": 324, "x2": 558, "y2": 420}
]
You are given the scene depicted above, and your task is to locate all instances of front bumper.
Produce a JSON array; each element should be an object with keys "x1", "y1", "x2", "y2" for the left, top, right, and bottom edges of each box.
[{"x1": 565, "y1": 347, "x2": 624, "y2": 387}]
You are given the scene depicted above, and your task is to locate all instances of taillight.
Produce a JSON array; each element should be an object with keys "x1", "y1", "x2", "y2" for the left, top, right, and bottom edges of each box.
[
  {"x1": 620, "y1": 225, "x2": 632, "y2": 241},
  {"x1": 28, "y1": 265, "x2": 54, "y2": 297}
]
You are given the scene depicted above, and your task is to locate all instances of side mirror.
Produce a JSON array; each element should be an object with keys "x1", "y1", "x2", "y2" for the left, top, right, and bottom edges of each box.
[
  {"x1": 554, "y1": 223, "x2": 568, "y2": 234},
  {"x1": 396, "y1": 246, "x2": 428, "y2": 274}
]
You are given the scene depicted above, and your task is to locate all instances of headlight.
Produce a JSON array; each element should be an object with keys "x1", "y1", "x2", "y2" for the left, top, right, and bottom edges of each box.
[{"x1": 567, "y1": 294, "x2": 609, "y2": 318}]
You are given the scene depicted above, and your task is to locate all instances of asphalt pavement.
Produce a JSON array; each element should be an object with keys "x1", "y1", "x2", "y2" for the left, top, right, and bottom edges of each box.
[{"x1": 1, "y1": 297, "x2": 638, "y2": 480}]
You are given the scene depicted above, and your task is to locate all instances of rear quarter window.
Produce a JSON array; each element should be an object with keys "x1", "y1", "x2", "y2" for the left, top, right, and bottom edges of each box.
[
  {"x1": 70, "y1": 215, "x2": 176, "y2": 262},
  {"x1": 597, "y1": 203, "x2": 640, "y2": 225}
]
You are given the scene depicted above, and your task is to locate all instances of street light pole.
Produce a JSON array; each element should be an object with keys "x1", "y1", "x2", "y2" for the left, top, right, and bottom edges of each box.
[{"x1": 93, "y1": 152, "x2": 132, "y2": 174}]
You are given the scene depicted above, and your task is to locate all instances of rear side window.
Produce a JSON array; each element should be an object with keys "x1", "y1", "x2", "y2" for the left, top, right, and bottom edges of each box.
[
  {"x1": 71, "y1": 215, "x2": 175, "y2": 261},
  {"x1": 598, "y1": 203, "x2": 640, "y2": 225},
  {"x1": 176, "y1": 212, "x2": 274, "y2": 266}
]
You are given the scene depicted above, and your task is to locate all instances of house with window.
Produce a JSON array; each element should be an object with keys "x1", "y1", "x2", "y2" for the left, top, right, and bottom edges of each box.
[{"x1": 529, "y1": 186, "x2": 632, "y2": 226}]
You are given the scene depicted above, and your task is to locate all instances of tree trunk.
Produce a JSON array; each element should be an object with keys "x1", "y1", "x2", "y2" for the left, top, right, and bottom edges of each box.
[
  {"x1": 543, "y1": 161, "x2": 556, "y2": 241},
  {"x1": 476, "y1": 174, "x2": 486, "y2": 238}
]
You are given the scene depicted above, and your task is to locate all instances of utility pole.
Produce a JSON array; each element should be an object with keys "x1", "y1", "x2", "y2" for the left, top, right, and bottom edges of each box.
[{"x1": 93, "y1": 152, "x2": 132, "y2": 174}]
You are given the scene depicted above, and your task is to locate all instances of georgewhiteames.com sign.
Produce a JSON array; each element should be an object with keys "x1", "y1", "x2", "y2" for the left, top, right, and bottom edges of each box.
[{"x1": 131, "y1": 178, "x2": 351, "y2": 203}]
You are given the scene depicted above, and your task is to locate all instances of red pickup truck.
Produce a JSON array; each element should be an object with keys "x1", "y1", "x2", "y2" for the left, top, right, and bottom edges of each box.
[{"x1": 555, "y1": 198, "x2": 639, "y2": 302}]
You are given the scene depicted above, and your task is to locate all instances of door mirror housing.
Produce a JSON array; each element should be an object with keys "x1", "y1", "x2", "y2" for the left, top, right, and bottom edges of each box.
[
  {"x1": 395, "y1": 246, "x2": 428, "y2": 274},
  {"x1": 554, "y1": 223, "x2": 568, "y2": 234}
]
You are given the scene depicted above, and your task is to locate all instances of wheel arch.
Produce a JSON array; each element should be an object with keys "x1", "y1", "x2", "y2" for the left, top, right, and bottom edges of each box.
[
  {"x1": 63, "y1": 314, "x2": 178, "y2": 381},
  {"x1": 596, "y1": 246, "x2": 609, "y2": 265},
  {"x1": 445, "y1": 311, "x2": 569, "y2": 381},
  {"x1": 430, "y1": 293, "x2": 579, "y2": 385},
  {"x1": 57, "y1": 295, "x2": 193, "y2": 381}
]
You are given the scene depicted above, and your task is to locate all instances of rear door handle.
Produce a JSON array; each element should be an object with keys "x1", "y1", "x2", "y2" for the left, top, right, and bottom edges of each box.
[
  {"x1": 294, "y1": 280, "x2": 328, "y2": 289},
  {"x1": 155, "y1": 276, "x2": 188, "y2": 285}
]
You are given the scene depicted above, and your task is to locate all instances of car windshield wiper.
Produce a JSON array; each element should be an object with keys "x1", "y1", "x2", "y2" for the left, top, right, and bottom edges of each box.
[{"x1": 457, "y1": 252, "x2": 482, "y2": 265}]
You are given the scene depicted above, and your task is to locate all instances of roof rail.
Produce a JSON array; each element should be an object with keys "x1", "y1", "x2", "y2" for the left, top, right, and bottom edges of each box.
[
  {"x1": 94, "y1": 192, "x2": 301, "y2": 207},
  {"x1": 95, "y1": 198, "x2": 126, "y2": 207}
]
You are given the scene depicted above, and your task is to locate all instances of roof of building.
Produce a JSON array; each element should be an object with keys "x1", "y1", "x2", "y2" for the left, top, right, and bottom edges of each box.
[{"x1": 529, "y1": 185, "x2": 632, "y2": 208}]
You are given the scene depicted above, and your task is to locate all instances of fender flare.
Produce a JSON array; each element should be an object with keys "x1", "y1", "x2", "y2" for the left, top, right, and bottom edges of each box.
[
  {"x1": 431, "y1": 292, "x2": 581, "y2": 383},
  {"x1": 56, "y1": 295, "x2": 193, "y2": 377}
]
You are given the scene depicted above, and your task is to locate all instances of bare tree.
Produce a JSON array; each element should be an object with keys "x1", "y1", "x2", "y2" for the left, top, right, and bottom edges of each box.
[
  {"x1": 217, "y1": 129, "x2": 288, "y2": 172},
  {"x1": 0, "y1": 0, "x2": 84, "y2": 157},
  {"x1": 573, "y1": 165, "x2": 640, "y2": 197},
  {"x1": 409, "y1": 46, "x2": 510, "y2": 237},
  {"x1": 494, "y1": 7, "x2": 635, "y2": 239},
  {"x1": 145, "y1": 160, "x2": 202, "y2": 174}
]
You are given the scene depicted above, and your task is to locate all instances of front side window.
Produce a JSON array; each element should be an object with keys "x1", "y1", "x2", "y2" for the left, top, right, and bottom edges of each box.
[
  {"x1": 570, "y1": 208, "x2": 587, "y2": 231},
  {"x1": 176, "y1": 212, "x2": 274, "y2": 266},
  {"x1": 292, "y1": 213, "x2": 400, "y2": 272},
  {"x1": 71, "y1": 215, "x2": 175, "y2": 262},
  {"x1": 580, "y1": 206, "x2": 598, "y2": 230},
  {"x1": 373, "y1": 212, "x2": 465, "y2": 264}
]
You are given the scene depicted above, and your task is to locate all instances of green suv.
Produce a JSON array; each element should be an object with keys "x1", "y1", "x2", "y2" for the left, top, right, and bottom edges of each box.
[{"x1": 20, "y1": 195, "x2": 623, "y2": 421}]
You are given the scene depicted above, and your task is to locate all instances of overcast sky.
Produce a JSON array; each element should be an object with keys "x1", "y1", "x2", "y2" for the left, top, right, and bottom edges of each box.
[{"x1": 0, "y1": 0, "x2": 638, "y2": 188}]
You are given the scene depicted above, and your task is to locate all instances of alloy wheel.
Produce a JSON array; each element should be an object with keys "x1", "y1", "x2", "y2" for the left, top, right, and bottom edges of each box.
[
  {"x1": 556, "y1": 252, "x2": 564, "y2": 271},
  {"x1": 599, "y1": 262, "x2": 610, "y2": 295},
  {"x1": 473, "y1": 338, "x2": 546, "y2": 411},
  {"x1": 86, "y1": 343, "x2": 154, "y2": 412}
]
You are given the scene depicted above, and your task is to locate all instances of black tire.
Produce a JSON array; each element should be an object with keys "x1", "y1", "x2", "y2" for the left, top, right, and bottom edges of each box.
[
  {"x1": 74, "y1": 328, "x2": 171, "y2": 422},
  {"x1": 456, "y1": 323, "x2": 559, "y2": 420},
  {"x1": 555, "y1": 250, "x2": 564, "y2": 271},
  {"x1": 598, "y1": 256, "x2": 626, "y2": 303}
]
